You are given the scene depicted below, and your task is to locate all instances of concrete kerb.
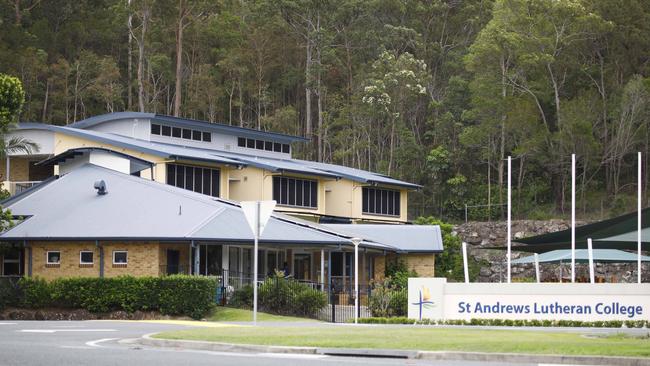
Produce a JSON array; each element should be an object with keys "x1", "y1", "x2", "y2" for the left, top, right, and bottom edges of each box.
[{"x1": 140, "y1": 333, "x2": 650, "y2": 365}]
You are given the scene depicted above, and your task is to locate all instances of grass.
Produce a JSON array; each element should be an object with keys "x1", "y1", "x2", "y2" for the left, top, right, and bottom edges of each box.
[
  {"x1": 207, "y1": 306, "x2": 317, "y2": 323},
  {"x1": 155, "y1": 325, "x2": 650, "y2": 357}
]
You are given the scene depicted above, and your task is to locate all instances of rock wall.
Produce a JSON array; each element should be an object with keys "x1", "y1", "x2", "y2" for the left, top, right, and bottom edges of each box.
[{"x1": 453, "y1": 220, "x2": 649, "y2": 283}]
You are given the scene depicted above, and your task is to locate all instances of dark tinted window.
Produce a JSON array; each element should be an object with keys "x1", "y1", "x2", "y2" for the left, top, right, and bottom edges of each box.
[
  {"x1": 272, "y1": 176, "x2": 317, "y2": 208},
  {"x1": 282, "y1": 144, "x2": 290, "y2": 153},
  {"x1": 182, "y1": 128, "x2": 192, "y2": 139},
  {"x1": 80, "y1": 251, "x2": 94, "y2": 264},
  {"x1": 161, "y1": 125, "x2": 171, "y2": 136},
  {"x1": 238, "y1": 137, "x2": 246, "y2": 147},
  {"x1": 151, "y1": 124, "x2": 161, "y2": 135},
  {"x1": 362, "y1": 187, "x2": 400, "y2": 216},
  {"x1": 167, "y1": 163, "x2": 220, "y2": 197},
  {"x1": 202, "y1": 132, "x2": 211, "y2": 142},
  {"x1": 192, "y1": 130, "x2": 202, "y2": 141}
]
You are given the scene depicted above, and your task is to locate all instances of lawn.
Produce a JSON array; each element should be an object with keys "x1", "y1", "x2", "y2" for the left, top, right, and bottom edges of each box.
[
  {"x1": 155, "y1": 325, "x2": 650, "y2": 357},
  {"x1": 207, "y1": 306, "x2": 317, "y2": 322}
]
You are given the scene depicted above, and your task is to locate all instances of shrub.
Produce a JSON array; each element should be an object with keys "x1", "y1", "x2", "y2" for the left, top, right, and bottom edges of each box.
[
  {"x1": 369, "y1": 280, "x2": 407, "y2": 317},
  {"x1": 18, "y1": 277, "x2": 51, "y2": 308},
  {"x1": 229, "y1": 276, "x2": 327, "y2": 318},
  {"x1": 8, "y1": 275, "x2": 216, "y2": 319},
  {"x1": 0, "y1": 277, "x2": 20, "y2": 310},
  {"x1": 230, "y1": 285, "x2": 253, "y2": 309}
]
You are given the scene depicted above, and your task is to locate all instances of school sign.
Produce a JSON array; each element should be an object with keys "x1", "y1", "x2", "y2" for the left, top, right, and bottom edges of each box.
[{"x1": 408, "y1": 278, "x2": 650, "y2": 322}]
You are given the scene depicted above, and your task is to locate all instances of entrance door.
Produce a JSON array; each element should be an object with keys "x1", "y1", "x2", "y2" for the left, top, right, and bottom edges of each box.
[
  {"x1": 167, "y1": 249, "x2": 180, "y2": 275},
  {"x1": 293, "y1": 253, "x2": 311, "y2": 280}
]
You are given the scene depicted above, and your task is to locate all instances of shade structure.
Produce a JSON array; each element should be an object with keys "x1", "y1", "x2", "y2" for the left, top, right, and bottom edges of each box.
[
  {"x1": 511, "y1": 249, "x2": 650, "y2": 265},
  {"x1": 486, "y1": 208, "x2": 650, "y2": 253}
]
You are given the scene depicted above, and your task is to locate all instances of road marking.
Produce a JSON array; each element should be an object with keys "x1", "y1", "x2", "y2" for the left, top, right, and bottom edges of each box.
[
  {"x1": 85, "y1": 338, "x2": 119, "y2": 348},
  {"x1": 60, "y1": 346, "x2": 93, "y2": 350},
  {"x1": 0, "y1": 322, "x2": 17, "y2": 325},
  {"x1": 19, "y1": 329, "x2": 117, "y2": 333}
]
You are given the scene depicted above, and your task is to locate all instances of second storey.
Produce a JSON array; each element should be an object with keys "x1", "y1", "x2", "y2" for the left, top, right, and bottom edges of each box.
[{"x1": 2, "y1": 114, "x2": 419, "y2": 223}]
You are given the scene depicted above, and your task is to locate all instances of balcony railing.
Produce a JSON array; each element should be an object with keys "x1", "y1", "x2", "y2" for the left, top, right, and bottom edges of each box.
[{"x1": 2, "y1": 181, "x2": 42, "y2": 196}]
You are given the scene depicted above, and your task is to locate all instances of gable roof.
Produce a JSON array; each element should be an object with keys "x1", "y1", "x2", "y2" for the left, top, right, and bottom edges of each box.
[
  {"x1": 67, "y1": 112, "x2": 309, "y2": 144},
  {"x1": 17, "y1": 123, "x2": 420, "y2": 188}
]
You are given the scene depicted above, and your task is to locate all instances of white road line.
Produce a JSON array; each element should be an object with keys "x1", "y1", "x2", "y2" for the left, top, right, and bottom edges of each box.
[
  {"x1": 0, "y1": 322, "x2": 17, "y2": 325},
  {"x1": 19, "y1": 329, "x2": 117, "y2": 333},
  {"x1": 85, "y1": 338, "x2": 119, "y2": 348}
]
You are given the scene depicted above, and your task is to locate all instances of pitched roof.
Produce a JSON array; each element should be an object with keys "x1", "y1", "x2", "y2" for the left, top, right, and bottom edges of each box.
[
  {"x1": 0, "y1": 164, "x2": 350, "y2": 245},
  {"x1": 323, "y1": 224, "x2": 443, "y2": 253},
  {"x1": 17, "y1": 123, "x2": 420, "y2": 188},
  {"x1": 67, "y1": 112, "x2": 308, "y2": 143}
]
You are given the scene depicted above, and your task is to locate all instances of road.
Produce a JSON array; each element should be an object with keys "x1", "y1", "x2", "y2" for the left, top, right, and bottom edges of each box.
[{"x1": 0, "y1": 320, "x2": 559, "y2": 366}]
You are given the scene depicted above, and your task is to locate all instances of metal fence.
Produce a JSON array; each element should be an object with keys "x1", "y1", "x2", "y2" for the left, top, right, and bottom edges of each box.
[{"x1": 209, "y1": 269, "x2": 374, "y2": 323}]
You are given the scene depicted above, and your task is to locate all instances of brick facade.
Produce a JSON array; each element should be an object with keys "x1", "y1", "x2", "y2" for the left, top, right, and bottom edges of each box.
[{"x1": 26, "y1": 241, "x2": 164, "y2": 280}]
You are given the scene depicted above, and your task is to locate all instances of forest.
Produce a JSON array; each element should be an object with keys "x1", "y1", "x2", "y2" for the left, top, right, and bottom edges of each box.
[{"x1": 1, "y1": 0, "x2": 649, "y2": 222}]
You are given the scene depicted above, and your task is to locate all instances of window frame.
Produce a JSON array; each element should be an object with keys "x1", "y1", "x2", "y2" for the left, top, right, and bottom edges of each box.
[
  {"x1": 112, "y1": 251, "x2": 128, "y2": 265},
  {"x1": 79, "y1": 251, "x2": 94, "y2": 265},
  {"x1": 46, "y1": 251, "x2": 61, "y2": 265},
  {"x1": 362, "y1": 187, "x2": 401, "y2": 217},
  {"x1": 273, "y1": 176, "x2": 318, "y2": 209}
]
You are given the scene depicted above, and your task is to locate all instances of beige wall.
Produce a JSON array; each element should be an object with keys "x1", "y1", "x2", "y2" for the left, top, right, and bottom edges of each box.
[
  {"x1": 47, "y1": 132, "x2": 411, "y2": 220},
  {"x1": 0, "y1": 157, "x2": 30, "y2": 182}
]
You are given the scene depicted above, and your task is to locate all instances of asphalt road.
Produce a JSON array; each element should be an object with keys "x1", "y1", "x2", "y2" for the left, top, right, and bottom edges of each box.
[{"x1": 0, "y1": 320, "x2": 551, "y2": 366}]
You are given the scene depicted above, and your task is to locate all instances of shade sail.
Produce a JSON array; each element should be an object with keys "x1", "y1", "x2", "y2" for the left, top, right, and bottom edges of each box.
[
  {"x1": 487, "y1": 208, "x2": 650, "y2": 253},
  {"x1": 512, "y1": 249, "x2": 650, "y2": 265}
]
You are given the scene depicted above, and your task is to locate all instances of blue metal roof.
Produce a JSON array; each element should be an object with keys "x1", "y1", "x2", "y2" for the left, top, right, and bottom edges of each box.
[
  {"x1": 67, "y1": 112, "x2": 309, "y2": 143},
  {"x1": 17, "y1": 122, "x2": 420, "y2": 189}
]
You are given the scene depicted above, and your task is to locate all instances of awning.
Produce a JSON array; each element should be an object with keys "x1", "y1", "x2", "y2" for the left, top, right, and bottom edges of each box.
[
  {"x1": 487, "y1": 208, "x2": 650, "y2": 253},
  {"x1": 512, "y1": 249, "x2": 650, "y2": 264}
]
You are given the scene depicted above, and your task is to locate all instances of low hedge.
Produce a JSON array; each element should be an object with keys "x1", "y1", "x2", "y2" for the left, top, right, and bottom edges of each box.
[
  {"x1": 355, "y1": 317, "x2": 650, "y2": 328},
  {"x1": 5, "y1": 275, "x2": 215, "y2": 319}
]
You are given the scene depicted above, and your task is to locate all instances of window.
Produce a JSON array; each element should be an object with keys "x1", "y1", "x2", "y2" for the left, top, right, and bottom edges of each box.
[
  {"x1": 2, "y1": 249, "x2": 20, "y2": 275},
  {"x1": 167, "y1": 163, "x2": 220, "y2": 197},
  {"x1": 238, "y1": 138, "x2": 291, "y2": 154},
  {"x1": 47, "y1": 251, "x2": 61, "y2": 265},
  {"x1": 152, "y1": 123, "x2": 211, "y2": 143},
  {"x1": 362, "y1": 187, "x2": 400, "y2": 216},
  {"x1": 273, "y1": 176, "x2": 317, "y2": 208},
  {"x1": 80, "y1": 251, "x2": 94, "y2": 264},
  {"x1": 113, "y1": 251, "x2": 128, "y2": 264}
]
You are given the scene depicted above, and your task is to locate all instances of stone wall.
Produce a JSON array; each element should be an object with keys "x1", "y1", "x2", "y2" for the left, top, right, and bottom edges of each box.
[{"x1": 454, "y1": 220, "x2": 649, "y2": 283}]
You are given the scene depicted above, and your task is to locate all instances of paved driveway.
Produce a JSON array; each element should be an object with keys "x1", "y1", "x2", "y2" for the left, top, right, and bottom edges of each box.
[{"x1": 0, "y1": 320, "x2": 540, "y2": 366}]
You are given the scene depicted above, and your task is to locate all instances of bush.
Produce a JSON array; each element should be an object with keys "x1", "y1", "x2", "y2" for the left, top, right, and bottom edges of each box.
[
  {"x1": 19, "y1": 277, "x2": 51, "y2": 308},
  {"x1": 230, "y1": 285, "x2": 253, "y2": 309},
  {"x1": 369, "y1": 280, "x2": 407, "y2": 317},
  {"x1": 0, "y1": 277, "x2": 20, "y2": 310},
  {"x1": 229, "y1": 276, "x2": 327, "y2": 318},
  {"x1": 7, "y1": 275, "x2": 216, "y2": 319}
]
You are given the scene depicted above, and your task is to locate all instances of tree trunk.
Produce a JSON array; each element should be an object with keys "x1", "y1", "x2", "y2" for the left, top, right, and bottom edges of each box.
[
  {"x1": 41, "y1": 78, "x2": 49, "y2": 121},
  {"x1": 174, "y1": 5, "x2": 185, "y2": 117},
  {"x1": 305, "y1": 38, "x2": 312, "y2": 142},
  {"x1": 137, "y1": 8, "x2": 148, "y2": 113},
  {"x1": 127, "y1": 1, "x2": 133, "y2": 110}
]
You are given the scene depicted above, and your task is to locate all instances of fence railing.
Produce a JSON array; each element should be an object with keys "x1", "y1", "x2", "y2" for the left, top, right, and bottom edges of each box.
[{"x1": 4, "y1": 181, "x2": 42, "y2": 196}]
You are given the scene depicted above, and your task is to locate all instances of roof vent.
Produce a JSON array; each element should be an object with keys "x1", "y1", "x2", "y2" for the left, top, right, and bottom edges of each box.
[{"x1": 94, "y1": 180, "x2": 108, "y2": 195}]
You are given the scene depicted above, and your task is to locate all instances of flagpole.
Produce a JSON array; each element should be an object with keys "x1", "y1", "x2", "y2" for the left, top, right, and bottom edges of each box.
[
  {"x1": 638, "y1": 152, "x2": 642, "y2": 284},
  {"x1": 507, "y1": 156, "x2": 512, "y2": 283},
  {"x1": 571, "y1": 153, "x2": 576, "y2": 283}
]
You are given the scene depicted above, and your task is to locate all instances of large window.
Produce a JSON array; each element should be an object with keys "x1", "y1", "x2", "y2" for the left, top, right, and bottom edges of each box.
[
  {"x1": 166, "y1": 163, "x2": 220, "y2": 197},
  {"x1": 237, "y1": 137, "x2": 290, "y2": 154},
  {"x1": 362, "y1": 187, "x2": 401, "y2": 216},
  {"x1": 151, "y1": 123, "x2": 212, "y2": 142},
  {"x1": 273, "y1": 176, "x2": 317, "y2": 208}
]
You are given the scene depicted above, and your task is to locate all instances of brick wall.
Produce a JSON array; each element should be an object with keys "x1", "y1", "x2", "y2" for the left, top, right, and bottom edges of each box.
[
  {"x1": 403, "y1": 253, "x2": 435, "y2": 277},
  {"x1": 373, "y1": 256, "x2": 386, "y2": 281},
  {"x1": 0, "y1": 157, "x2": 30, "y2": 181},
  {"x1": 26, "y1": 241, "x2": 163, "y2": 280},
  {"x1": 28, "y1": 241, "x2": 100, "y2": 281}
]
